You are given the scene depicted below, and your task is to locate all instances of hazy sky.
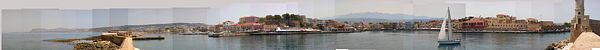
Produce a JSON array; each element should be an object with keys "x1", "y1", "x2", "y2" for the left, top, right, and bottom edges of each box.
[{"x1": 2, "y1": 0, "x2": 600, "y2": 32}]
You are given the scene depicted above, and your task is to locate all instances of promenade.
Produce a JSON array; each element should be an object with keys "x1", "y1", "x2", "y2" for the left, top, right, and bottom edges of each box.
[{"x1": 117, "y1": 37, "x2": 136, "y2": 50}]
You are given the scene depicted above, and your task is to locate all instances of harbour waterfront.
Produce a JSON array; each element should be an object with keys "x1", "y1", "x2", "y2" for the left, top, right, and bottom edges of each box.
[{"x1": 3, "y1": 30, "x2": 568, "y2": 50}]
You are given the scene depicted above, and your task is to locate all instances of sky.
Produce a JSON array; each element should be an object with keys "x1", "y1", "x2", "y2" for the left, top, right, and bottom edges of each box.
[{"x1": 1, "y1": 0, "x2": 600, "y2": 32}]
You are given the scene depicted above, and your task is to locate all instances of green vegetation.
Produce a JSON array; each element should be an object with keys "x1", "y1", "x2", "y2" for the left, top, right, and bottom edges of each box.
[
  {"x1": 459, "y1": 16, "x2": 475, "y2": 21},
  {"x1": 261, "y1": 13, "x2": 306, "y2": 27},
  {"x1": 264, "y1": 13, "x2": 303, "y2": 21},
  {"x1": 564, "y1": 23, "x2": 571, "y2": 27}
]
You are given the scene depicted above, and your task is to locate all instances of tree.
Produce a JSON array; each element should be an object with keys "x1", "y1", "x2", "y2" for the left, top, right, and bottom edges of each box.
[
  {"x1": 265, "y1": 15, "x2": 274, "y2": 19},
  {"x1": 258, "y1": 17, "x2": 266, "y2": 23},
  {"x1": 459, "y1": 16, "x2": 475, "y2": 21},
  {"x1": 290, "y1": 14, "x2": 301, "y2": 21},
  {"x1": 282, "y1": 13, "x2": 291, "y2": 20},
  {"x1": 564, "y1": 23, "x2": 571, "y2": 27},
  {"x1": 273, "y1": 15, "x2": 282, "y2": 20}
]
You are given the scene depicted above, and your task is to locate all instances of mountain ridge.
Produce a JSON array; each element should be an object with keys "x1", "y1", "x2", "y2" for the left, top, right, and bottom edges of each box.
[{"x1": 89, "y1": 23, "x2": 209, "y2": 32}]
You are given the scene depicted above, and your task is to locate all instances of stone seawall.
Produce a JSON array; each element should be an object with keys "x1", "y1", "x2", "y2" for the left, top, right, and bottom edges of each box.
[
  {"x1": 74, "y1": 35, "x2": 127, "y2": 50},
  {"x1": 591, "y1": 20, "x2": 600, "y2": 35},
  {"x1": 570, "y1": 32, "x2": 600, "y2": 50},
  {"x1": 99, "y1": 35, "x2": 126, "y2": 46}
]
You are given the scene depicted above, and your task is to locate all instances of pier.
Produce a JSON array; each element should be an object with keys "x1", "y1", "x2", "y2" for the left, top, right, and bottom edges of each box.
[
  {"x1": 117, "y1": 37, "x2": 135, "y2": 50},
  {"x1": 560, "y1": 19, "x2": 600, "y2": 50},
  {"x1": 568, "y1": 32, "x2": 600, "y2": 50},
  {"x1": 74, "y1": 31, "x2": 137, "y2": 50},
  {"x1": 549, "y1": 0, "x2": 600, "y2": 50},
  {"x1": 109, "y1": 31, "x2": 137, "y2": 50}
]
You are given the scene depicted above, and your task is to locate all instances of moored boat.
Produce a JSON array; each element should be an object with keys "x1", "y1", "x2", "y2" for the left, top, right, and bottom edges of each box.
[
  {"x1": 207, "y1": 33, "x2": 223, "y2": 37},
  {"x1": 179, "y1": 32, "x2": 211, "y2": 35},
  {"x1": 133, "y1": 36, "x2": 165, "y2": 40}
]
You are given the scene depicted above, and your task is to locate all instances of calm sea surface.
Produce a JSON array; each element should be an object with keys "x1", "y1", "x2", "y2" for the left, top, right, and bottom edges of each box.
[{"x1": 2, "y1": 30, "x2": 569, "y2": 50}]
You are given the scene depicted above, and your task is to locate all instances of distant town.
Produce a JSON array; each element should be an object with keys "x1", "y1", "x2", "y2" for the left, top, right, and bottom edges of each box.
[
  {"x1": 69, "y1": 13, "x2": 569, "y2": 34},
  {"x1": 6, "y1": 0, "x2": 600, "y2": 50}
]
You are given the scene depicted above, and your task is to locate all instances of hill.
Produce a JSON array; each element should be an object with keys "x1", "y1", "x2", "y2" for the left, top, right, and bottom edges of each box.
[
  {"x1": 326, "y1": 12, "x2": 442, "y2": 22},
  {"x1": 89, "y1": 23, "x2": 209, "y2": 32}
]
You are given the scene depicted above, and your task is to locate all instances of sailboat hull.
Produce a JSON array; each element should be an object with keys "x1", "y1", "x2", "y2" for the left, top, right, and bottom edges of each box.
[{"x1": 438, "y1": 40, "x2": 461, "y2": 45}]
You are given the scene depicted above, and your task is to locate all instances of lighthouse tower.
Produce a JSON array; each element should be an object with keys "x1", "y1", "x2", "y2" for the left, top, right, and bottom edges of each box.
[{"x1": 569, "y1": 0, "x2": 592, "y2": 42}]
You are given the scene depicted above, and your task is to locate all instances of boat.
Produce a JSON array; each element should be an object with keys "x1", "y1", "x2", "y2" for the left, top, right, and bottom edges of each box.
[
  {"x1": 179, "y1": 32, "x2": 210, "y2": 35},
  {"x1": 133, "y1": 36, "x2": 165, "y2": 40},
  {"x1": 321, "y1": 27, "x2": 359, "y2": 33},
  {"x1": 438, "y1": 7, "x2": 460, "y2": 45},
  {"x1": 438, "y1": 43, "x2": 460, "y2": 50},
  {"x1": 207, "y1": 33, "x2": 223, "y2": 37}
]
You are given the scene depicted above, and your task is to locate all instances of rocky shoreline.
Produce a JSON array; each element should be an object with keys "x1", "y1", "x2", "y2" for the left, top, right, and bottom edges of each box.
[
  {"x1": 545, "y1": 40, "x2": 569, "y2": 50},
  {"x1": 73, "y1": 41, "x2": 119, "y2": 50},
  {"x1": 44, "y1": 35, "x2": 123, "y2": 50}
]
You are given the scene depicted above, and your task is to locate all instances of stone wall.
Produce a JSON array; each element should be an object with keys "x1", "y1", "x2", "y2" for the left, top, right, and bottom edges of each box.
[
  {"x1": 591, "y1": 20, "x2": 600, "y2": 35},
  {"x1": 570, "y1": 32, "x2": 600, "y2": 50},
  {"x1": 99, "y1": 35, "x2": 126, "y2": 46}
]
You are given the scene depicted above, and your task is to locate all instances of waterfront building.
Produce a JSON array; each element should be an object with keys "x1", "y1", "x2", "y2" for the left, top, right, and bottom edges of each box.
[
  {"x1": 315, "y1": 20, "x2": 328, "y2": 30},
  {"x1": 193, "y1": 26, "x2": 210, "y2": 32},
  {"x1": 352, "y1": 22, "x2": 369, "y2": 30},
  {"x1": 414, "y1": 20, "x2": 443, "y2": 29},
  {"x1": 239, "y1": 16, "x2": 260, "y2": 23},
  {"x1": 494, "y1": 14, "x2": 517, "y2": 23},
  {"x1": 481, "y1": 14, "x2": 525, "y2": 31},
  {"x1": 235, "y1": 22, "x2": 263, "y2": 31},
  {"x1": 303, "y1": 18, "x2": 322, "y2": 29},
  {"x1": 212, "y1": 24, "x2": 224, "y2": 32},
  {"x1": 236, "y1": 16, "x2": 263, "y2": 31},
  {"x1": 461, "y1": 19, "x2": 485, "y2": 30},
  {"x1": 456, "y1": 14, "x2": 565, "y2": 32},
  {"x1": 380, "y1": 22, "x2": 402, "y2": 30},
  {"x1": 262, "y1": 25, "x2": 278, "y2": 31},
  {"x1": 452, "y1": 20, "x2": 462, "y2": 30},
  {"x1": 221, "y1": 20, "x2": 239, "y2": 31},
  {"x1": 324, "y1": 20, "x2": 340, "y2": 28},
  {"x1": 526, "y1": 18, "x2": 536, "y2": 21},
  {"x1": 403, "y1": 22, "x2": 414, "y2": 30}
]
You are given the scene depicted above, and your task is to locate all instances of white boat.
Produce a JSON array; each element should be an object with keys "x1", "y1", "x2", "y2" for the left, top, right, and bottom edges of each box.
[
  {"x1": 438, "y1": 7, "x2": 460, "y2": 45},
  {"x1": 274, "y1": 27, "x2": 321, "y2": 32},
  {"x1": 180, "y1": 32, "x2": 211, "y2": 35}
]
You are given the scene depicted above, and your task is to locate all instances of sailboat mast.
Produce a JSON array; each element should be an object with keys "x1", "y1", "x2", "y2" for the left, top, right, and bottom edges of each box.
[{"x1": 447, "y1": 7, "x2": 453, "y2": 40}]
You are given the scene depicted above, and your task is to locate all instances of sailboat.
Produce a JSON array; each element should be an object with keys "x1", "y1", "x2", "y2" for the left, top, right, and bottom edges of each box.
[{"x1": 438, "y1": 7, "x2": 461, "y2": 45}]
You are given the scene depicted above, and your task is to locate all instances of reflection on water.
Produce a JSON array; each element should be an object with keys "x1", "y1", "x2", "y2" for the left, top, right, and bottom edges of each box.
[
  {"x1": 438, "y1": 44, "x2": 461, "y2": 50},
  {"x1": 3, "y1": 30, "x2": 569, "y2": 50}
]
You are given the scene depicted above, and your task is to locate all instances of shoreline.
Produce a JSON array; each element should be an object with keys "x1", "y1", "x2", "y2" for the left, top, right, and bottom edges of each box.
[{"x1": 453, "y1": 30, "x2": 570, "y2": 33}]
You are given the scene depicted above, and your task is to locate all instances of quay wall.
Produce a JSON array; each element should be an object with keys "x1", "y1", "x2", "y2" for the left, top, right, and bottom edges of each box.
[
  {"x1": 571, "y1": 32, "x2": 600, "y2": 50},
  {"x1": 99, "y1": 35, "x2": 126, "y2": 46},
  {"x1": 591, "y1": 20, "x2": 600, "y2": 35}
]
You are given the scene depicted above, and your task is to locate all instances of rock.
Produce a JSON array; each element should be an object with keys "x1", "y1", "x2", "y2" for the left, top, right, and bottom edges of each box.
[
  {"x1": 74, "y1": 41, "x2": 119, "y2": 50},
  {"x1": 545, "y1": 40, "x2": 569, "y2": 50}
]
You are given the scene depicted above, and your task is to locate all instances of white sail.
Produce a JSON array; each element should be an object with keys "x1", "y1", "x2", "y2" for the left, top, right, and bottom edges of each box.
[
  {"x1": 438, "y1": 17, "x2": 448, "y2": 41},
  {"x1": 438, "y1": 7, "x2": 460, "y2": 45}
]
